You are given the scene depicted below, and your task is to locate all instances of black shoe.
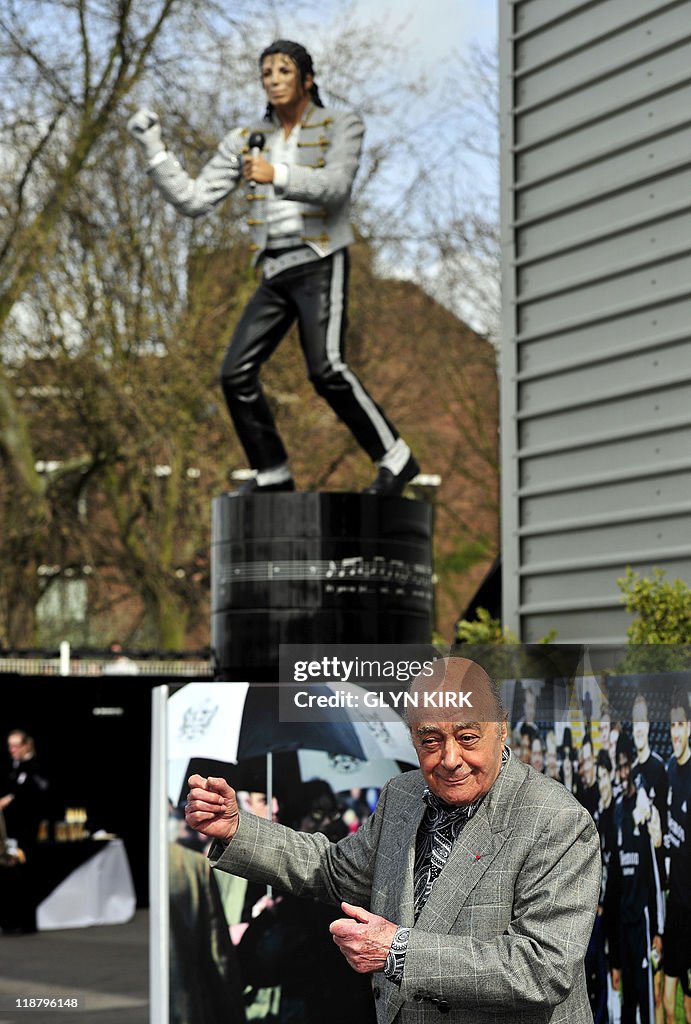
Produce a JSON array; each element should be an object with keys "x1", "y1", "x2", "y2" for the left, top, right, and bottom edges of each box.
[
  {"x1": 362, "y1": 455, "x2": 420, "y2": 496},
  {"x1": 227, "y1": 477, "x2": 295, "y2": 497}
]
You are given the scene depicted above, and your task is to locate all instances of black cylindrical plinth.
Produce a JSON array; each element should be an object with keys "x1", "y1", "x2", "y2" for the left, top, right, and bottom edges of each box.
[{"x1": 211, "y1": 492, "x2": 434, "y2": 679}]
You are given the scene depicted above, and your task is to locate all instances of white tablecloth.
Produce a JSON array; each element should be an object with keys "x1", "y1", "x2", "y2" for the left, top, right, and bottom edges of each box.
[{"x1": 36, "y1": 838, "x2": 136, "y2": 930}]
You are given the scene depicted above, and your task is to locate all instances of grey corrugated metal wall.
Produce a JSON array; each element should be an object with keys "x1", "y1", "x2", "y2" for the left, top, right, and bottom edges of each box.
[{"x1": 499, "y1": 0, "x2": 691, "y2": 643}]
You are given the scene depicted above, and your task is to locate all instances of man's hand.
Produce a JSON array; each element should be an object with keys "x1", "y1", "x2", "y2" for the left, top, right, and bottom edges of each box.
[
  {"x1": 648, "y1": 805, "x2": 662, "y2": 848},
  {"x1": 611, "y1": 968, "x2": 620, "y2": 991},
  {"x1": 243, "y1": 154, "x2": 274, "y2": 184},
  {"x1": 185, "y1": 774, "x2": 239, "y2": 844},
  {"x1": 329, "y1": 901, "x2": 398, "y2": 974},
  {"x1": 126, "y1": 108, "x2": 165, "y2": 162}
]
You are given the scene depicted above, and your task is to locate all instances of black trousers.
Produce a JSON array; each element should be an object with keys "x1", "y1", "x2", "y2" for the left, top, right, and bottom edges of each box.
[
  {"x1": 619, "y1": 912, "x2": 654, "y2": 1024},
  {"x1": 219, "y1": 250, "x2": 399, "y2": 472}
]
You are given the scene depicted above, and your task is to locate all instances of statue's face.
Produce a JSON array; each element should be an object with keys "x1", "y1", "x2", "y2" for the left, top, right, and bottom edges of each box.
[{"x1": 261, "y1": 53, "x2": 312, "y2": 109}]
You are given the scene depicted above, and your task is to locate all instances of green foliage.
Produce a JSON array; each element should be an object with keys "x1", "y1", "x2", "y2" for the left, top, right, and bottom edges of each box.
[
  {"x1": 453, "y1": 608, "x2": 557, "y2": 678},
  {"x1": 615, "y1": 567, "x2": 691, "y2": 672},
  {"x1": 455, "y1": 607, "x2": 517, "y2": 645},
  {"x1": 617, "y1": 567, "x2": 691, "y2": 644},
  {"x1": 455, "y1": 607, "x2": 556, "y2": 646}
]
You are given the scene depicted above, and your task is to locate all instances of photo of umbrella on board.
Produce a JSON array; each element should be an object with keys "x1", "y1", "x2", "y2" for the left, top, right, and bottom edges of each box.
[{"x1": 167, "y1": 680, "x2": 418, "y2": 812}]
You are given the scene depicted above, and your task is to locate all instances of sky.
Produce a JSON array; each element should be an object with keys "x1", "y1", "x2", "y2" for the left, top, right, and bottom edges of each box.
[
  {"x1": 285, "y1": 0, "x2": 498, "y2": 99},
  {"x1": 372, "y1": 0, "x2": 497, "y2": 64},
  {"x1": 297, "y1": 0, "x2": 498, "y2": 65}
]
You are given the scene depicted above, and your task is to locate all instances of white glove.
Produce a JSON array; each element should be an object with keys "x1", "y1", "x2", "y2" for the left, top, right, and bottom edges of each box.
[{"x1": 127, "y1": 108, "x2": 165, "y2": 163}]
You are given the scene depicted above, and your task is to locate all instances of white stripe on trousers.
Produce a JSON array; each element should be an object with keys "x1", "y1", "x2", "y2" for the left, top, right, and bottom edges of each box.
[
  {"x1": 325, "y1": 250, "x2": 397, "y2": 454},
  {"x1": 643, "y1": 905, "x2": 655, "y2": 1024}
]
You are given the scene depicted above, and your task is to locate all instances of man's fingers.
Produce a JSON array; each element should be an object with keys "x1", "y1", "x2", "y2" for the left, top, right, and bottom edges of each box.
[
  {"x1": 187, "y1": 792, "x2": 227, "y2": 811},
  {"x1": 340, "y1": 901, "x2": 371, "y2": 923},
  {"x1": 329, "y1": 918, "x2": 357, "y2": 938},
  {"x1": 188, "y1": 773, "x2": 228, "y2": 791},
  {"x1": 207, "y1": 775, "x2": 231, "y2": 790},
  {"x1": 186, "y1": 775, "x2": 233, "y2": 803},
  {"x1": 205, "y1": 775, "x2": 234, "y2": 798},
  {"x1": 330, "y1": 902, "x2": 381, "y2": 936}
]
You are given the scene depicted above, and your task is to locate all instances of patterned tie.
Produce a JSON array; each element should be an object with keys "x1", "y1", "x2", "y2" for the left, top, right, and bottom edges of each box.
[{"x1": 413, "y1": 790, "x2": 479, "y2": 918}]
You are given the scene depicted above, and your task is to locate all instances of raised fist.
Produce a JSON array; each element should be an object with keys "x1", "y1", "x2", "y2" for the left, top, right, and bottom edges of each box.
[
  {"x1": 185, "y1": 774, "x2": 240, "y2": 844},
  {"x1": 127, "y1": 108, "x2": 165, "y2": 162}
]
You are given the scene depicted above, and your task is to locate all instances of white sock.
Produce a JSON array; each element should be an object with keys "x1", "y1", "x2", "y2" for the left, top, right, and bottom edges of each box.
[
  {"x1": 379, "y1": 439, "x2": 411, "y2": 475},
  {"x1": 256, "y1": 463, "x2": 292, "y2": 486}
]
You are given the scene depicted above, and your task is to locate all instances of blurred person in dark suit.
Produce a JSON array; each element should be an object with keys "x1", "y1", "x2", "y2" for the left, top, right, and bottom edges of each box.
[
  {"x1": 0, "y1": 731, "x2": 50, "y2": 858},
  {"x1": 169, "y1": 824, "x2": 246, "y2": 1024},
  {"x1": 0, "y1": 730, "x2": 52, "y2": 935}
]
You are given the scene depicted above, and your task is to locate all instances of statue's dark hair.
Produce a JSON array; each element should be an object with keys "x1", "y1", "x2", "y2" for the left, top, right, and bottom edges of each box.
[{"x1": 259, "y1": 39, "x2": 324, "y2": 119}]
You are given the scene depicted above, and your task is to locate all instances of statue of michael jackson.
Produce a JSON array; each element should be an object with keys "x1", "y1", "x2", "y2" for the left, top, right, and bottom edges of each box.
[{"x1": 128, "y1": 39, "x2": 419, "y2": 497}]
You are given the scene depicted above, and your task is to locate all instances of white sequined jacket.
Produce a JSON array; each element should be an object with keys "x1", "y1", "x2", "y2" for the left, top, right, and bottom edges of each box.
[{"x1": 147, "y1": 103, "x2": 364, "y2": 264}]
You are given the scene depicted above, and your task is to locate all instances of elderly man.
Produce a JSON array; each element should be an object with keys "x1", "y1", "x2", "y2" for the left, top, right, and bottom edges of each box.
[
  {"x1": 128, "y1": 39, "x2": 417, "y2": 497},
  {"x1": 186, "y1": 658, "x2": 601, "y2": 1022}
]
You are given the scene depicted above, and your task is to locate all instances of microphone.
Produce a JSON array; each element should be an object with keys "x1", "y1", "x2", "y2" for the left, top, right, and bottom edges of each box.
[{"x1": 248, "y1": 131, "x2": 265, "y2": 190}]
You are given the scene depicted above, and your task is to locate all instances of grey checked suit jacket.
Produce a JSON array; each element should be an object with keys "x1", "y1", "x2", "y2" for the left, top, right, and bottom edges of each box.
[
  {"x1": 209, "y1": 753, "x2": 601, "y2": 1024},
  {"x1": 147, "y1": 103, "x2": 362, "y2": 263}
]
